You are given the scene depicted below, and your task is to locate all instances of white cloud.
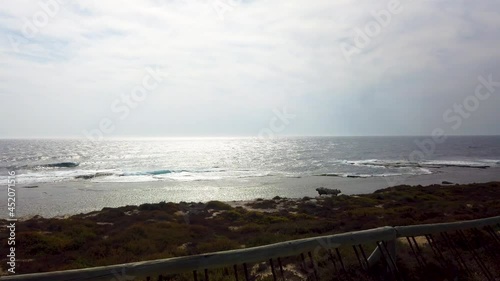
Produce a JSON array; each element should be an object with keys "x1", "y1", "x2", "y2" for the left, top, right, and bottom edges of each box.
[{"x1": 0, "y1": 0, "x2": 499, "y2": 137}]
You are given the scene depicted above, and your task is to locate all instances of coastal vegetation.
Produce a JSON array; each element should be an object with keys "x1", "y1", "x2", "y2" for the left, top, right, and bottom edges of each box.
[{"x1": 1, "y1": 182, "x2": 500, "y2": 279}]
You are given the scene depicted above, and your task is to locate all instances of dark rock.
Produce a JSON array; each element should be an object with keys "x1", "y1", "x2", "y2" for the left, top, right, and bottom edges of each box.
[
  {"x1": 43, "y1": 162, "x2": 79, "y2": 168},
  {"x1": 76, "y1": 174, "x2": 95, "y2": 180},
  {"x1": 316, "y1": 187, "x2": 341, "y2": 196},
  {"x1": 76, "y1": 172, "x2": 113, "y2": 180}
]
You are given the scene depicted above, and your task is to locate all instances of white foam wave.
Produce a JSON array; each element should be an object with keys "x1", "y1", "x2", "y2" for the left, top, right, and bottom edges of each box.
[
  {"x1": 318, "y1": 167, "x2": 432, "y2": 178},
  {"x1": 346, "y1": 159, "x2": 499, "y2": 169}
]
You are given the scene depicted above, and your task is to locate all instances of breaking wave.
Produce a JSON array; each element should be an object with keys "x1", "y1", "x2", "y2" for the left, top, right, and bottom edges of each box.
[
  {"x1": 345, "y1": 159, "x2": 498, "y2": 169},
  {"x1": 121, "y1": 169, "x2": 176, "y2": 176},
  {"x1": 8, "y1": 158, "x2": 499, "y2": 185},
  {"x1": 317, "y1": 168, "x2": 433, "y2": 178}
]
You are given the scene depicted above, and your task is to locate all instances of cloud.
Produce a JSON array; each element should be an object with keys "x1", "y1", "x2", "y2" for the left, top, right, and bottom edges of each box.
[{"x1": 0, "y1": 0, "x2": 499, "y2": 137}]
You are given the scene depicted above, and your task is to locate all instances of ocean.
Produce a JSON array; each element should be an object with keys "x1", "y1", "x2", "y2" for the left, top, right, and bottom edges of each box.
[{"x1": 1, "y1": 136, "x2": 500, "y2": 217}]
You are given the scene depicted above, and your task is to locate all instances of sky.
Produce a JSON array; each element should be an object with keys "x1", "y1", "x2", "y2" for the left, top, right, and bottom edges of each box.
[{"x1": 0, "y1": 0, "x2": 499, "y2": 138}]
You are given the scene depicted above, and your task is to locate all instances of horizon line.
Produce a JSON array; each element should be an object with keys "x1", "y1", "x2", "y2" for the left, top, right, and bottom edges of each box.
[{"x1": 1, "y1": 134, "x2": 500, "y2": 140}]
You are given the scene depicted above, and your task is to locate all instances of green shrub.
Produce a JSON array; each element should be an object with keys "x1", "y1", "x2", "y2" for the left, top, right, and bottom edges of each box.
[
  {"x1": 222, "y1": 210, "x2": 243, "y2": 221},
  {"x1": 236, "y1": 223, "x2": 263, "y2": 233},
  {"x1": 195, "y1": 238, "x2": 240, "y2": 254},
  {"x1": 206, "y1": 201, "x2": 232, "y2": 210}
]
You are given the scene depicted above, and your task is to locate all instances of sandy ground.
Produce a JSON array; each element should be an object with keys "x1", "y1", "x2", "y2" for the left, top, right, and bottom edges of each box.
[{"x1": 1, "y1": 166, "x2": 500, "y2": 218}]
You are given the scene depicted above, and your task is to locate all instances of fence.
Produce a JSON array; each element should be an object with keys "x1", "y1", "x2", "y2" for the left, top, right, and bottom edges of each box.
[{"x1": 2, "y1": 215, "x2": 500, "y2": 281}]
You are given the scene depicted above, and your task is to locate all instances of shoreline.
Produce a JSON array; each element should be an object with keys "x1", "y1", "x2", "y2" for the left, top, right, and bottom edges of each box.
[{"x1": 3, "y1": 166, "x2": 500, "y2": 219}]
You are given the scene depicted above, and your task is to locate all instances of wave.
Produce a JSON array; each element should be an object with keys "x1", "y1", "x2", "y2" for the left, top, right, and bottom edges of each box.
[
  {"x1": 10, "y1": 158, "x2": 498, "y2": 185},
  {"x1": 121, "y1": 169, "x2": 176, "y2": 176},
  {"x1": 345, "y1": 159, "x2": 498, "y2": 169},
  {"x1": 317, "y1": 168, "x2": 432, "y2": 179},
  {"x1": 71, "y1": 168, "x2": 231, "y2": 183},
  {"x1": 70, "y1": 169, "x2": 177, "y2": 181},
  {"x1": 420, "y1": 160, "x2": 498, "y2": 168},
  {"x1": 120, "y1": 168, "x2": 232, "y2": 177}
]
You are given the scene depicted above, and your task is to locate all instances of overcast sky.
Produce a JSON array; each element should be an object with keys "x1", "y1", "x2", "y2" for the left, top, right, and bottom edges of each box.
[{"x1": 1, "y1": 0, "x2": 499, "y2": 138}]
